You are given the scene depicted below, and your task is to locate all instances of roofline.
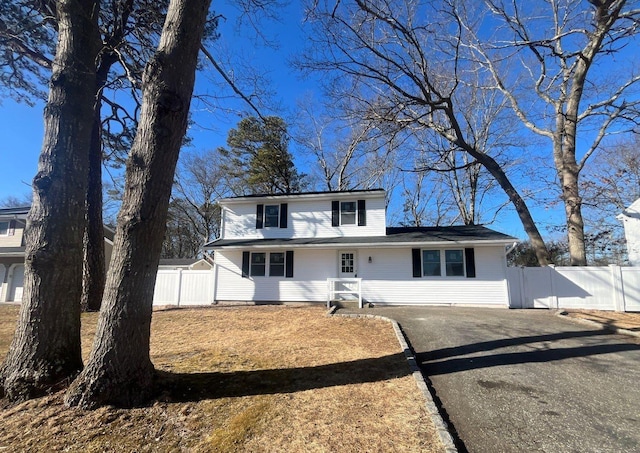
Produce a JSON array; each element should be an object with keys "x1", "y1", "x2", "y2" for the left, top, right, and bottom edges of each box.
[
  {"x1": 0, "y1": 206, "x2": 30, "y2": 220},
  {"x1": 219, "y1": 189, "x2": 386, "y2": 205},
  {"x1": 205, "y1": 239, "x2": 516, "y2": 250}
]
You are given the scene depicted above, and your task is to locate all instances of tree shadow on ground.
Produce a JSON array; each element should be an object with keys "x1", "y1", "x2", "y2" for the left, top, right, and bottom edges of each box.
[
  {"x1": 416, "y1": 329, "x2": 640, "y2": 376},
  {"x1": 155, "y1": 353, "x2": 408, "y2": 402}
]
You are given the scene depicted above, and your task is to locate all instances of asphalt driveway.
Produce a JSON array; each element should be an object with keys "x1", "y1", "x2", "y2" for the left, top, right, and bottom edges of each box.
[{"x1": 340, "y1": 306, "x2": 640, "y2": 453}]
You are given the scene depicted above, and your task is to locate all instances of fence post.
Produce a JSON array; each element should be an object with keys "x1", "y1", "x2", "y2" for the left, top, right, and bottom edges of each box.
[
  {"x1": 175, "y1": 269, "x2": 182, "y2": 307},
  {"x1": 518, "y1": 267, "x2": 526, "y2": 309},
  {"x1": 609, "y1": 264, "x2": 625, "y2": 312},
  {"x1": 548, "y1": 265, "x2": 559, "y2": 309}
]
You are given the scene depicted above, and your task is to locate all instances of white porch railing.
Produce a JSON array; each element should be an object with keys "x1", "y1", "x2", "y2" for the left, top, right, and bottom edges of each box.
[{"x1": 327, "y1": 278, "x2": 362, "y2": 308}]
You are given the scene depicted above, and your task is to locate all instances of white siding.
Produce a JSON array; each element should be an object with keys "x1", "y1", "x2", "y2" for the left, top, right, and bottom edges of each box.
[
  {"x1": 358, "y1": 246, "x2": 509, "y2": 306},
  {"x1": 214, "y1": 245, "x2": 510, "y2": 306},
  {"x1": 221, "y1": 196, "x2": 386, "y2": 240},
  {"x1": 621, "y1": 214, "x2": 640, "y2": 266},
  {"x1": 0, "y1": 224, "x2": 24, "y2": 248},
  {"x1": 214, "y1": 249, "x2": 335, "y2": 302}
]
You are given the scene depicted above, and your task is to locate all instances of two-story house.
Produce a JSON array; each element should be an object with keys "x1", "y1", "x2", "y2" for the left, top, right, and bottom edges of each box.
[
  {"x1": 0, "y1": 205, "x2": 114, "y2": 302},
  {"x1": 205, "y1": 189, "x2": 517, "y2": 306}
]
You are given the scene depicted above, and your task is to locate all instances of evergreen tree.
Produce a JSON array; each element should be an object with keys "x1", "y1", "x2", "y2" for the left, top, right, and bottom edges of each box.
[{"x1": 220, "y1": 116, "x2": 304, "y2": 195}]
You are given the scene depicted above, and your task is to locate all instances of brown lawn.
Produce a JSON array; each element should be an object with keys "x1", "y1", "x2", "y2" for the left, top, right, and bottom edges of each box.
[{"x1": 0, "y1": 304, "x2": 441, "y2": 452}]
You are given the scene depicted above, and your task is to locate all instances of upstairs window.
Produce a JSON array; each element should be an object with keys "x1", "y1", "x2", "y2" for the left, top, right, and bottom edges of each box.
[
  {"x1": 264, "y1": 205, "x2": 280, "y2": 227},
  {"x1": 256, "y1": 203, "x2": 288, "y2": 229},
  {"x1": 332, "y1": 199, "x2": 367, "y2": 226},
  {"x1": 0, "y1": 221, "x2": 8, "y2": 236},
  {"x1": 340, "y1": 202, "x2": 356, "y2": 225}
]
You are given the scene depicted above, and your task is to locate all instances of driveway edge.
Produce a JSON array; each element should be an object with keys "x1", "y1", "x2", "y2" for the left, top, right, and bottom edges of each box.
[
  {"x1": 555, "y1": 311, "x2": 640, "y2": 339},
  {"x1": 327, "y1": 307, "x2": 457, "y2": 453}
]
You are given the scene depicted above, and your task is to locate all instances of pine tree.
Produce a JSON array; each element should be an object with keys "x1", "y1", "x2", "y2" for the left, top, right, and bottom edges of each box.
[{"x1": 220, "y1": 116, "x2": 304, "y2": 195}]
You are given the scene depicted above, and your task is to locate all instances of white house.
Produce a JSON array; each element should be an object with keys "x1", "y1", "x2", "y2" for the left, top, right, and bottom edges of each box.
[
  {"x1": 204, "y1": 189, "x2": 516, "y2": 307},
  {"x1": 618, "y1": 198, "x2": 640, "y2": 266},
  {"x1": 0, "y1": 206, "x2": 114, "y2": 302}
]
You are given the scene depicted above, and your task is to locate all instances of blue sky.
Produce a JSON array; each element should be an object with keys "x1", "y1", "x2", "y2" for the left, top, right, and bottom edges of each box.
[{"x1": 0, "y1": 1, "x2": 576, "y2": 241}]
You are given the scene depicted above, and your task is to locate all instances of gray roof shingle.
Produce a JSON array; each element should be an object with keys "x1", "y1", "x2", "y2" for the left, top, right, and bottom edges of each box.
[{"x1": 205, "y1": 225, "x2": 516, "y2": 249}]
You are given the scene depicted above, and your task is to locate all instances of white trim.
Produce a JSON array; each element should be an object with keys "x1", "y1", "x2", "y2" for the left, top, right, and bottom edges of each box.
[
  {"x1": 220, "y1": 190, "x2": 385, "y2": 205},
  {"x1": 0, "y1": 264, "x2": 6, "y2": 302},
  {"x1": 338, "y1": 250, "x2": 358, "y2": 278}
]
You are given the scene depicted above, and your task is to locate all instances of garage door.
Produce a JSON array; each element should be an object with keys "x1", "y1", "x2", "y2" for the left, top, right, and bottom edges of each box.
[{"x1": 9, "y1": 264, "x2": 25, "y2": 302}]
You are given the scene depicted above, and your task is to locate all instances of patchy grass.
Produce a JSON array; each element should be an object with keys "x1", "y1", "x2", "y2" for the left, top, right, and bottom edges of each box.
[{"x1": 0, "y1": 304, "x2": 440, "y2": 452}]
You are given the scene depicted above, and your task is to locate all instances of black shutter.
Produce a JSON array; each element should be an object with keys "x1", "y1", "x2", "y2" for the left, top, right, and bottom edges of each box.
[
  {"x1": 280, "y1": 203, "x2": 288, "y2": 228},
  {"x1": 285, "y1": 250, "x2": 294, "y2": 278},
  {"x1": 357, "y1": 199, "x2": 366, "y2": 226},
  {"x1": 412, "y1": 248, "x2": 422, "y2": 277},
  {"x1": 465, "y1": 248, "x2": 476, "y2": 278},
  {"x1": 331, "y1": 200, "x2": 339, "y2": 226},
  {"x1": 256, "y1": 204, "x2": 264, "y2": 229},
  {"x1": 242, "y1": 252, "x2": 250, "y2": 278}
]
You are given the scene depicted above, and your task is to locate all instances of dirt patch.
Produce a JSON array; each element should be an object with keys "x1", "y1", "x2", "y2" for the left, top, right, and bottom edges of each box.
[
  {"x1": 563, "y1": 309, "x2": 640, "y2": 332},
  {"x1": 0, "y1": 304, "x2": 440, "y2": 452}
]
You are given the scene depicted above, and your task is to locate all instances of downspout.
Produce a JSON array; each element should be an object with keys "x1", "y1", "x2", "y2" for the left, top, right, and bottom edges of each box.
[{"x1": 505, "y1": 241, "x2": 518, "y2": 256}]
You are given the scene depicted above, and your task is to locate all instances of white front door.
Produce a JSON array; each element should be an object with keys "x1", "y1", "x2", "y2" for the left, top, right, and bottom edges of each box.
[{"x1": 339, "y1": 251, "x2": 357, "y2": 278}]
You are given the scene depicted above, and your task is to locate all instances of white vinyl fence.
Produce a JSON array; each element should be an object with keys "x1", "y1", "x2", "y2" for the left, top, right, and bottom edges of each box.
[
  {"x1": 507, "y1": 265, "x2": 640, "y2": 312},
  {"x1": 153, "y1": 270, "x2": 214, "y2": 306}
]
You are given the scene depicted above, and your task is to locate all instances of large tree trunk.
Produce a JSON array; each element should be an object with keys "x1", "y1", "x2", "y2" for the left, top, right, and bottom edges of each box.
[
  {"x1": 81, "y1": 97, "x2": 107, "y2": 312},
  {"x1": 0, "y1": 0, "x2": 100, "y2": 401},
  {"x1": 65, "y1": 0, "x2": 211, "y2": 409},
  {"x1": 461, "y1": 143, "x2": 550, "y2": 266}
]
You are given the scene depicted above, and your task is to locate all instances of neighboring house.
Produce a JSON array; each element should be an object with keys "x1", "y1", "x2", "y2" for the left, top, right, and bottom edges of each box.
[
  {"x1": 204, "y1": 189, "x2": 516, "y2": 306},
  {"x1": 0, "y1": 206, "x2": 114, "y2": 302},
  {"x1": 618, "y1": 198, "x2": 640, "y2": 266},
  {"x1": 158, "y1": 257, "x2": 213, "y2": 270}
]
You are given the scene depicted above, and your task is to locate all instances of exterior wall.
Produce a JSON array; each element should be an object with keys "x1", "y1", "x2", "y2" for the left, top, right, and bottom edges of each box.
[
  {"x1": 214, "y1": 245, "x2": 510, "y2": 306},
  {"x1": 620, "y1": 214, "x2": 640, "y2": 266},
  {"x1": 1, "y1": 238, "x2": 112, "y2": 303},
  {"x1": 221, "y1": 195, "x2": 387, "y2": 240},
  {"x1": 0, "y1": 222, "x2": 25, "y2": 248},
  {"x1": 359, "y1": 246, "x2": 509, "y2": 306},
  {"x1": 214, "y1": 248, "x2": 335, "y2": 302}
]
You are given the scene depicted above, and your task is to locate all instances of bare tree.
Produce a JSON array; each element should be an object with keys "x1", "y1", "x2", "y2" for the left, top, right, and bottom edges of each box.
[
  {"x1": 580, "y1": 134, "x2": 640, "y2": 263},
  {"x1": 0, "y1": 0, "x2": 100, "y2": 400},
  {"x1": 162, "y1": 149, "x2": 229, "y2": 258},
  {"x1": 65, "y1": 0, "x2": 212, "y2": 409},
  {"x1": 463, "y1": 0, "x2": 640, "y2": 264},
  {"x1": 301, "y1": 0, "x2": 551, "y2": 264}
]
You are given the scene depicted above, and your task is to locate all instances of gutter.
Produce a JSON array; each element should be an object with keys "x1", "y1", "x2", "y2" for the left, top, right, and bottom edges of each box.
[{"x1": 206, "y1": 240, "x2": 517, "y2": 250}]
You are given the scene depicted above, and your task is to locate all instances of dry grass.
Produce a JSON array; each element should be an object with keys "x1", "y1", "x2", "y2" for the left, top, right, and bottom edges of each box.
[
  {"x1": 0, "y1": 304, "x2": 440, "y2": 452},
  {"x1": 564, "y1": 309, "x2": 640, "y2": 332}
]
